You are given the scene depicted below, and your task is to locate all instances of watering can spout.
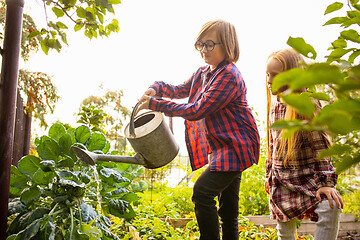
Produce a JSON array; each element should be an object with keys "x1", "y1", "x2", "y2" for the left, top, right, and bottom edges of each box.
[
  {"x1": 72, "y1": 100, "x2": 179, "y2": 169},
  {"x1": 71, "y1": 146, "x2": 146, "y2": 166}
]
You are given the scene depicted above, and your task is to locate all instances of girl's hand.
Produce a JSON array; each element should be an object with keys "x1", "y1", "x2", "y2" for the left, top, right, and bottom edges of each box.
[
  {"x1": 143, "y1": 88, "x2": 156, "y2": 98},
  {"x1": 135, "y1": 88, "x2": 156, "y2": 115},
  {"x1": 135, "y1": 95, "x2": 151, "y2": 115},
  {"x1": 316, "y1": 187, "x2": 343, "y2": 209},
  {"x1": 265, "y1": 182, "x2": 269, "y2": 194}
]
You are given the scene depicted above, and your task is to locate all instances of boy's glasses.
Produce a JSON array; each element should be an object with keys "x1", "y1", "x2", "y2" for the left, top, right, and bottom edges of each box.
[{"x1": 194, "y1": 40, "x2": 221, "y2": 52}]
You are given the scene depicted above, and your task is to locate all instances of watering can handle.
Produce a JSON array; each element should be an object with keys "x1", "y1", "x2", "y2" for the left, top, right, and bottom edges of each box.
[{"x1": 129, "y1": 99, "x2": 145, "y2": 137}]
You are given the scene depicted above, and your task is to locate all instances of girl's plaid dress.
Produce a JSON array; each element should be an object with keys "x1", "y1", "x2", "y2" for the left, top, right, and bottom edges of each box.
[
  {"x1": 147, "y1": 61, "x2": 260, "y2": 172},
  {"x1": 266, "y1": 99, "x2": 338, "y2": 222}
]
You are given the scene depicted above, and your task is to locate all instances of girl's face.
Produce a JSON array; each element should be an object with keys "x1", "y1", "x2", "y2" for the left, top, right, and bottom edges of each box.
[
  {"x1": 199, "y1": 30, "x2": 226, "y2": 70},
  {"x1": 266, "y1": 57, "x2": 288, "y2": 95}
]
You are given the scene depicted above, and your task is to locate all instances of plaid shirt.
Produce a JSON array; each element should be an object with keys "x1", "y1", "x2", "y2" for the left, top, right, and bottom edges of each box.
[
  {"x1": 266, "y1": 99, "x2": 338, "y2": 222},
  {"x1": 148, "y1": 62, "x2": 260, "y2": 172}
]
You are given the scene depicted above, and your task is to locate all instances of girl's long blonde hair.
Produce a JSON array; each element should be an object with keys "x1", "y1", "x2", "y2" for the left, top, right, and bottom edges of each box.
[{"x1": 266, "y1": 49, "x2": 305, "y2": 167}]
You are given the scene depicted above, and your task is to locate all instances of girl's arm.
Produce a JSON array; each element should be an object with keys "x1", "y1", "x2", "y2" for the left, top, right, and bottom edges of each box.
[
  {"x1": 308, "y1": 130, "x2": 343, "y2": 208},
  {"x1": 149, "y1": 68, "x2": 241, "y2": 120},
  {"x1": 149, "y1": 70, "x2": 198, "y2": 100}
]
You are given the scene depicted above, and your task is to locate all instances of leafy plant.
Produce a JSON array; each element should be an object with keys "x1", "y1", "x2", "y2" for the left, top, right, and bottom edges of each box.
[
  {"x1": 77, "y1": 89, "x2": 131, "y2": 152},
  {"x1": 271, "y1": 0, "x2": 360, "y2": 173},
  {"x1": 337, "y1": 174, "x2": 360, "y2": 219},
  {"x1": 239, "y1": 157, "x2": 269, "y2": 216},
  {"x1": 7, "y1": 122, "x2": 146, "y2": 239}
]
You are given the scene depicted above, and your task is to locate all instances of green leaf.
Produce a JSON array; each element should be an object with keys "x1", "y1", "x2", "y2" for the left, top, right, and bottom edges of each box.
[
  {"x1": 75, "y1": 125, "x2": 91, "y2": 144},
  {"x1": 57, "y1": 156, "x2": 75, "y2": 168},
  {"x1": 328, "y1": 48, "x2": 352, "y2": 59},
  {"x1": 11, "y1": 218, "x2": 41, "y2": 239},
  {"x1": 77, "y1": 202, "x2": 97, "y2": 223},
  {"x1": 272, "y1": 63, "x2": 344, "y2": 92},
  {"x1": 37, "y1": 136, "x2": 61, "y2": 160},
  {"x1": 27, "y1": 30, "x2": 41, "y2": 39},
  {"x1": 335, "y1": 153, "x2": 360, "y2": 174},
  {"x1": 52, "y1": 7, "x2": 65, "y2": 18},
  {"x1": 99, "y1": 168, "x2": 130, "y2": 187},
  {"x1": 319, "y1": 144, "x2": 352, "y2": 158},
  {"x1": 315, "y1": 99, "x2": 360, "y2": 121},
  {"x1": 108, "y1": 0, "x2": 121, "y2": 4},
  {"x1": 17, "y1": 155, "x2": 54, "y2": 185},
  {"x1": 59, "y1": 133, "x2": 72, "y2": 155},
  {"x1": 20, "y1": 187, "x2": 41, "y2": 205},
  {"x1": 8, "y1": 198, "x2": 26, "y2": 215},
  {"x1": 340, "y1": 29, "x2": 360, "y2": 43},
  {"x1": 48, "y1": 122, "x2": 66, "y2": 141},
  {"x1": 57, "y1": 170, "x2": 84, "y2": 188},
  {"x1": 87, "y1": 132, "x2": 106, "y2": 151},
  {"x1": 56, "y1": 21, "x2": 68, "y2": 29},
  {"x1": 104, "y1": 188, "x2": 129, "y2": 198},
  {"x1": 18, "y1": 155, "x2": 42, "y2": 177},
  {"x1": 331, "y1": 38, "x2": 347, "y2": 48},
  {"x1": 40, "y1": 160, "x2": 55, "y2": 172},
  {"x1": 74, "y1": 23, "x2": 84, "y2": 32},
  {"x1": 107, "y1": 198, "x2": 128, "y2": 216},
  {"x1": 7, "y1": 208, "x2": 49, "y2": 236},
  {"x1": 121, "y1": 192, "x2": 139, "y2": 203},
  {"x1": 77, "y1": 222, "x2": 102, "y2": 239},
  {"x1": 348, "y1": 50, "x2": 360, "y2": 63},
  {"x1": 96, "y1": 12, "x2": 104, "y2": 24},
  {"x1": 10, "y1": 166, "x2": 29, "y2": 197},
  {"x1": 270, "y1": 119, "x2": 307, "y2": 139},
  {"x1": 302, "y1": 92, "x2": 331, "y2": 101},
  {"x1": 103, "y1": 140, "x2": 110, "y2": 154},
  {"x1": 314, "y1": 101, "x2": 360, "y2": 134},
  {"x1": 287, "y1": 37, "x2": 317, "y2": 59},
  {"x1": 76, "y1": 7, "x2": 87, "y2": 18},
  {"x1": 337, "y1": 78, "x2": 360, "y2": 92},
  {"x1": 329, "y1": 112, "x2": 360, "y2": 134},
  {"x1": 325, "y1": 2, "x2": 343, "y2": 14},
  {"x1": 280, "y1": 93, "x2": 316, "y2": 117},
  {"x1": 323, "y1": 17, "x2": 348, "y2": 26},
  {"x1": 40, "y1": 39, "x2": 49, "y2": 55}
]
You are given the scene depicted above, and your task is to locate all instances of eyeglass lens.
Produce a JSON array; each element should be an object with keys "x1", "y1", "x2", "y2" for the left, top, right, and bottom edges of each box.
[{"x1": 195, "y1": 40, "x2": 216, "y2": 51}]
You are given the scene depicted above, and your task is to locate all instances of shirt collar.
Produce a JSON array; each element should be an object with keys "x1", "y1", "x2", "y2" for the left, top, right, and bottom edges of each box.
[{"x1": 201, "y1": 60, "x2": 230, "y2": 75}]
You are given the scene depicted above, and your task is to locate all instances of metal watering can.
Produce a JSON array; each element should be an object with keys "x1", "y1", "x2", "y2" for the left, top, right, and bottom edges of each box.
[{"x1": 72, "y1": 101, "x2": 179, "y2": 169}]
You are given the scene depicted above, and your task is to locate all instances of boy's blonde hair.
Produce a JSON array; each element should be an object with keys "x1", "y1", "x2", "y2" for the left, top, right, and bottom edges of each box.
[
  {"x1": 266, "y1": 49, "x2": 305, "y2": 167},
  {"x1": 195, "y1": 20, "x2": 240, "y2": 63}
]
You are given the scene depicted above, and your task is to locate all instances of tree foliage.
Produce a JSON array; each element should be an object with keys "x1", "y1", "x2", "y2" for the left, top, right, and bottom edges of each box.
[
  {"x1": 271, "y1": 0, "x2": 360, "y2": 173},
  {"x1": 1, "y1": 0, "x2": 59, "y2": 128},
  {"x1": 77, "y1": 89, "x2": 130, "y2": 152},
  {"x1": 27, "y1": 0, "x2": 121, "y2": 54}
]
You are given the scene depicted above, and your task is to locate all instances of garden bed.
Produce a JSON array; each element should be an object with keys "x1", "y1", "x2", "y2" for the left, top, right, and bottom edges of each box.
[
  {"x1": 157, "y1": 214, "x2": 360, "y2": 239},
  {"x1": 245, "y1": 214, "x2": 359, "y2": 238}
]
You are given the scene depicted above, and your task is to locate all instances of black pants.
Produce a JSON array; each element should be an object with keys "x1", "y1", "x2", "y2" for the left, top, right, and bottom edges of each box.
[{"x1": 192, "y1": 167, "x2": 242, "y2": 240}]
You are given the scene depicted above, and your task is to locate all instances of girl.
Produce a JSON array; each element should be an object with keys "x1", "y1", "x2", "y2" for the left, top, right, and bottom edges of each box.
[
  {"x1": 265, "y1": 49, "x2": 343, "y2": 240},
  {"x1": 136, "y1": 20, "x2": 260, "y2": 240}
]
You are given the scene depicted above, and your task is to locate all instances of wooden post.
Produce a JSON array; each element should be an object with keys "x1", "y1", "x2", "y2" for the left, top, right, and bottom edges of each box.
[{"x1": 0, "y1": 0, "x2": 24, "y2": 238}]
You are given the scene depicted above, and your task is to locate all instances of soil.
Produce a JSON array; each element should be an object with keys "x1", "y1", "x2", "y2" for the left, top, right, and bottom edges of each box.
[{"x1": 338, "y1": 232, "x2": 360, "y2": 240}]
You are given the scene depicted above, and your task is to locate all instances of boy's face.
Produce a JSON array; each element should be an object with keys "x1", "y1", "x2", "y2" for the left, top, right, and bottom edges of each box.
[
  {"x1": 266, "y1": 57, "x2": 288, "y2": 95},
  {"x1": 199, "y1": 30, "x2": 226, "y2": 70}
]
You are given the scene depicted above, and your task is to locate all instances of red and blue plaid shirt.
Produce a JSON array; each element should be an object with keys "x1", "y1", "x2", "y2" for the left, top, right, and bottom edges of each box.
[{"x1": 148, "y1": 61, "x2": 260, "y2": 171}]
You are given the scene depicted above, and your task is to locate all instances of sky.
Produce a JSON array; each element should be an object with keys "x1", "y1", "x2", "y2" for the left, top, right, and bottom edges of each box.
[{"x1": 21, "y1": 0, "x2": 341, "y2": 154}]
